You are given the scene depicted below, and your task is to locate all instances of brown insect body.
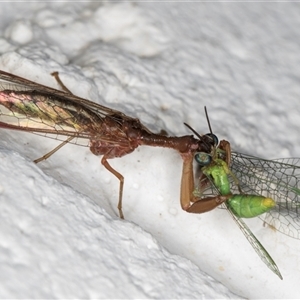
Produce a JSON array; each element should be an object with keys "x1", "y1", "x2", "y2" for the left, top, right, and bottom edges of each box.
[{"x1": 0, "y1": 70, "x2": 214, "y2": 218}]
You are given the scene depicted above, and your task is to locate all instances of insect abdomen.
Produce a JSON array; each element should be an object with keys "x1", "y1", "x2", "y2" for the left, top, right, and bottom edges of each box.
[{"x1": 228, "y1": 195, "x2": 275, "y2": 218}]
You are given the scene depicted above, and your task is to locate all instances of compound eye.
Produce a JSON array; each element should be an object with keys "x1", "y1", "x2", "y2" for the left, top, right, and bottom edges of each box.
[
  {"x1": 204, "y1": 133, "x2": 218, "y2": 146},
  {"x1": 195, "y1": 152, "x2": 212, "y2": 166}
]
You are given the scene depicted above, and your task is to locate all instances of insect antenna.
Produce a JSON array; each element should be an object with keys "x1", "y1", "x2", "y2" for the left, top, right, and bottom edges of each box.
[
  {"x1": 184, "y1": 106, "x2": 218, "y2": 149},
  {"x1": 183, "y1": 122, "x2": 213, "y2": 151},
  {"x1": 204, "y1": 106, "x2": 213, "y2": 135},
  {"x1": 183, "y1": 122, "x2": 202, "y2": 140}
]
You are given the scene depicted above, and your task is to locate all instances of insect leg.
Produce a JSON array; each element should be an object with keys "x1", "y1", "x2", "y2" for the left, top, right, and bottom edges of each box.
[
  {"x1": 51, "y1": 71, "x2": 73, "y2": 94},
  {"x1": 180, "y1": 153, "x2": 195, "y2": 210},
  {"x1": 218, "y1": 140, "x2": 243, "y2": 193},
  {"x1": 34, "y1": 136, "x2": 75, "y2": 163},
  {"x1": 180, "y1": 153, "x2": 229, "y2": 213},
  {"x1": 186, "y1": 195, "x2": 230, "y2": 213},
  {"x1": 227, "y1": 168, "x2": 243, "y2": 194},
  {"x1": 101, "y1": 155, "x2": 125, "y2": 219}
]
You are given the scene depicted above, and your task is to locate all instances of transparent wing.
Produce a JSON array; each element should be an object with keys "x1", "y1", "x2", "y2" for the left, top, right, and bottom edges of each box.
[
  {"x1": 0, "y1": 70, "x2": 146, "y2": 148},
  {"x1": 224, "y1": 201, "x2": 282, "y2": 279},
  {"x1": 230, "y1": 153, "x2": 300, "y2": 239},
  {"x1": 196, "y1": 168, "x2": 282, "y2": 279}
]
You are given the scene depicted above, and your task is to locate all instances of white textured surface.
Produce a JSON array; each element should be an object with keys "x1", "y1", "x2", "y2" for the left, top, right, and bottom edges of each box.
[{"x1": 0, "y1": 2, "x2": 300, "y2": 298}]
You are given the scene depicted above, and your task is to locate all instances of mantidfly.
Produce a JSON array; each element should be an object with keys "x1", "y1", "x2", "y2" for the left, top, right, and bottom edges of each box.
[
  {"x1": 182, "y1": 108, "x2": 300, "y2": 279},
  {"x1": 0, "y1": 70, "x2": 215, "y2": 219}
]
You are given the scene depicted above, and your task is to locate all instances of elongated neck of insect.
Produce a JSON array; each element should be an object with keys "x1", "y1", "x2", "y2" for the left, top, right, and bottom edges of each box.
[{"x1": 139, "y1": 134, "x2": 199, "y2": 153}]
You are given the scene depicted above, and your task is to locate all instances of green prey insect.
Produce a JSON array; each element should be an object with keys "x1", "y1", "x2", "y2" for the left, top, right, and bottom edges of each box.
[
  {"x1": 195, "y1": 147, "x2": 276, "y2": 219},
  {"x1": 191, "y1": 138, "x2": 282, "y2": 279},
  {"x1": 182, "y1": 109, "x2": 300, "y2": 279}
]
